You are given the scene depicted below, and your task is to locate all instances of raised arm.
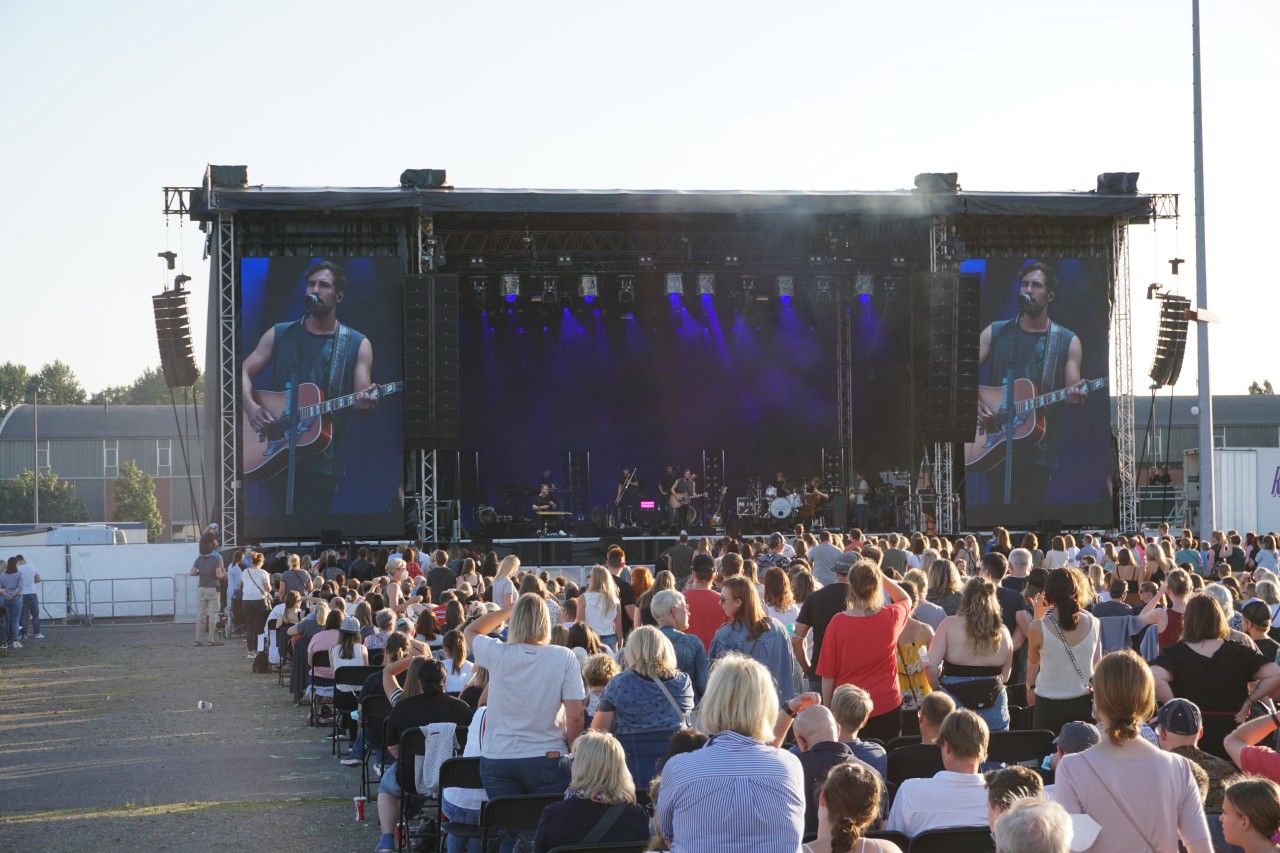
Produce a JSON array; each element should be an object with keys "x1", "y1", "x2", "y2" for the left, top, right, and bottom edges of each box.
[
  {"x1": 1137, "y1": 582, "x2": 1169, "y2": 630},
  {"x1": 464, "y1": 605, "x2": 511, "y2": 645}
]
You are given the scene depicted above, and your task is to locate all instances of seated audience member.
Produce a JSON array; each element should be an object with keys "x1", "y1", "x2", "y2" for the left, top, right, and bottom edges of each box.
[
  {"x1": 985, "y1": 765, "x2": 1044, "y2": 830},
  {"x1": 441, "y1": 700, "x2": 488, "y2": 853},
  {"x1": 439, "y1": 630, "x2": 474, "y2": 696},
  {"x1": 1054, "y1": 649, "x2": 1211, "y2": 852},
  {"x1": 651, "y1": 589, "x2": 710, "y2": 699},
  {"x1": 307, "y1": 608, "x2": 345, "y2": 681},
  {"x1": 830, "y1": 683, "x2": 887, "y2": 778},
  {"x1": 1155, "y1": 697, "x2": 1236, "y2": 814},
  {"x1": 591, "y1": 626, "x2": 694, "y2": 785},
  {"x1": 1048, "y1": 721, "x2": 1100, "y2": 772},
  {"x1": 917, "y1": 691, "x2": 956, "y2": 745},
  {"x1": 465, "y1": 593, "x2": 585, "y2": 853},
  {"x1": 531, "y1": 730, "x2": 650, "y2": 853},
  {"x1": 803, "y1": 761, "x2": 903, "y2": 853},
  {"x1": 791, "y1": 705, "x2": 863, "y2": 836},
  {"x1": 340, "y1": 632, "x2": 411, "y2": 767},
  {"x1": 372, "y1": 657, "x2": 474, "y2": 853},
  {"x1": 582, "y1": 653, "x2": 619, "y2": 720},
  {"x1": 656, "y1": 655, "x2": 813, "y2": 852},
  {"x1": 886, "y1": 709, "x2": 992, "y2": 837},
  {"x1": 993, "y1": 797, "x2": 1074, "y2": 853},
  {"x1": 1219, "y1": 777, "x2": 1280, "y2": 853}
]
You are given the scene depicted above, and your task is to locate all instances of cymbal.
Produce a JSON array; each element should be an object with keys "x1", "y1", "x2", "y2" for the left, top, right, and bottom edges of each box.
[{"x1": 536, "y1": 511, "x2": 572, "y2": 515}]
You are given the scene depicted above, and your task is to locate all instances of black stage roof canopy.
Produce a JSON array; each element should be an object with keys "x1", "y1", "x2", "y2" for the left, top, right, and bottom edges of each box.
[{"x1": 193, "y1": 184, "x2": 1154, "y2": 220}]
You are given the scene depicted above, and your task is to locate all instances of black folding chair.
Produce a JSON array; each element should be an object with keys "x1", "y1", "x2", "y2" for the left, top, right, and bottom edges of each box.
[
  {"x1": 987, "y1": 729, "x2": 1055, "y2": 766},
  {"x1": 395, "y1": 729, "x2": 435, "y2": 852},
  {"x1": 547, "y1": 843, "x2": 648, "y2": 853},
  {"x1": 480, "y1": 794, "x2": 561, "y2": 851},
  {"x1": 332, "y1": 665, "x2": 380, "y2": 756},
  {"x1": 436, "y1": 757, "x2": 482, "y2": 853},
  {"x1": 308, "y1": 649, "x2": 332, "y2": 726},
  {"x1": 360, "y1": 695, "x2": 393, "y2": 800},
  {"x1": 885, "y1": 735, "x2": 922, "y2": 752},
  {"x1": 886, "y1": 743, "x2": 943, "y2": 786},
  {"x1": 1006, "y1": 682, "x2": 1028, "y2": 707},
  {"x1": 1008, "y1": 704, "x2": 1036, "y2": 731},
  {"x1": 908, "y1": 826, "x2": 993, "y2": 853},
  {"x1": 368, "y1": 647, "x2": 385, "y2": 666}
]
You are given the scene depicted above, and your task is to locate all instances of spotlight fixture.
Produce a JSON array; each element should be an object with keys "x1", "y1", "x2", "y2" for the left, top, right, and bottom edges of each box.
[
  {"x1": 855, "y1": 272, "x2": 874, "y2": 305},
  {"x1": 697, "y1": 274, "x2": 716, "y2": 297},
  {"x1": 578, "y1": 275, "x2": 598, "y2": 303},
  {"x1": 618, "y1": 275, "x2": 636, "y2": 304},
  {"x1": 469, "y1": 257, "x2": 486, "y2": 270},
  {"x1": 776, "y1": 276, "x2": 795, "y2": 303},
  {"x1": 499, "y1": 274, "x2": 520, "y2": 303},
  {"x1": 1146, "y1": 283, "x2": 1164, "y2": 301},
  {"x1": 891, "y1": 256, "x2": 907, "y2": 269},
  {"x1": 665, "y1": 273, "x2": 684, "y2": 302},
  {"x1": 808, "y1": 256, "x2": 824, "y2": 267},
  {"x1": 157, "y1": 251, "x2": 177, "y2": 270},
  {"x1": 541, "y1": 276, "x2": 560, "y2": 305},
  {"x1": 522, "y1": 235, "x2": 538, "y2": 260},
  {"x1": 815, "y1": 276, "x2": 834, "y2": 304},
  {"x1": 557, "y1": 255, "x2": 573, "y2": 268},
  {"x1": 638, "y1": 255, "x2": 655, "y2": 269},
  {"x1": 724, "y1": 256, "x2": 740, "y2": 267},
  {"x1": 740, "y1": 276, "x2": 759, "y2": 304},
  {"x1": 470, "y1": 276, "x2": 488, "y2": 299}
]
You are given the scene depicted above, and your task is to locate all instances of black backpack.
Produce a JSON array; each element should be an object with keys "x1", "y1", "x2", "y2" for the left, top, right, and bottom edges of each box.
[{"x1": 252, "y1": 650, "x2": 270, "y2": 673}]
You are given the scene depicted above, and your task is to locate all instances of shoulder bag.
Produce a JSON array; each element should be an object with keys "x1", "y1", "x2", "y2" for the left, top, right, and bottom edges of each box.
[
  {"x1": 649, "y1": 674, "x2": 693, "y2": 730},
  {"x1": 579, "y1": 802, "x2": 629, "y2": 845}
]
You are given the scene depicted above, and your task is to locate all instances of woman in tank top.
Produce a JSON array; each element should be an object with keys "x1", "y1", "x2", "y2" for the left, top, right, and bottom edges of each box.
[{"x1": 1027, "y1": 568, "x2": 1101, "y2": 737}]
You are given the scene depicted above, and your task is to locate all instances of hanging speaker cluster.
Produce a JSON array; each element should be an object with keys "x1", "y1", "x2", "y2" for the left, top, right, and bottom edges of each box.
[
  {"x1": 1149, "y1": 294, "x2": 1192, "y2": 389},
  {"x1": 153, "y1": 286, "x2": 199, "y2": 388}
]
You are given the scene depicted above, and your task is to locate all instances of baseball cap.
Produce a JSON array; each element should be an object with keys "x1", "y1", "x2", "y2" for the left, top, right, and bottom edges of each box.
[
  {"x1": 394, "y1": 617, "x2": 412, "y2": 631},
  {"x1": 769, "y1": 532, "x2": 785, "y2": 545},
  {"x1": 1157, "y1": 698, "x2": 1203, "y2": 736},
  {"x1": 1053, "y1": 721, "x2": 1101, "y2": 754},
  {"x1": 691, "y1": 553, "x2": 715, "y2": 572},
  {"x1": 208, "y1": 523, "x2": 219, "y2": 530},
  {"x1": 833, "y1": 552, "x2": 859, "y2": 575},
  {"x1": 339, "y1": 616, "x2": 360, "y2": 633}
]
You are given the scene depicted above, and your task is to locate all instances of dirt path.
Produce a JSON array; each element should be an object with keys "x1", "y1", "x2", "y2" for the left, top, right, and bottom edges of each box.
[{"x1": 0, "y1": 623, "x2": 378, "y2": 852}]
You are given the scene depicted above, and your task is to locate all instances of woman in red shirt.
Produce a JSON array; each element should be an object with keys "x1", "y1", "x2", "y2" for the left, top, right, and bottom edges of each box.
[{"x1": 816, "y1": 558, "x2": 912, "y2": 741}]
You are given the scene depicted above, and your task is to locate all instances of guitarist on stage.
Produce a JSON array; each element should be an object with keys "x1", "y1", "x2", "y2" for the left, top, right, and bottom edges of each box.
[
  {"x1": 241, "y1": 259, "x2": 379, "y2": 516},
  {"x1": 976, "y1": 260, "x2": 1088, "y2": 504}
]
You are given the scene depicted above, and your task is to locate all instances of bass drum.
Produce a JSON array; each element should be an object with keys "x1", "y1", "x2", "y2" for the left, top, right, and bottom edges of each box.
[
  {"x1": 769, "y1": 497, "x2": 794, "y2": 520},
  {"x1": 675, "y1": 504, "x2": 701, "y2": 528}
]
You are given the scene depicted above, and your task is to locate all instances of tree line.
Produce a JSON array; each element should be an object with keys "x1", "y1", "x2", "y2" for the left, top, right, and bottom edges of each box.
[{"x1": 0, "y1": 360, "x2": 203, "y2": 421}]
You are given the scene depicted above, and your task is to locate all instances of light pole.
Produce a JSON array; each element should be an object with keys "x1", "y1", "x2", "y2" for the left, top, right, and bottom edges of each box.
[
  {"x1": 1191, "y1": 0, "x2": 1215, "y2": 539},
  {"x1": 29, "y1": 381, "x2": 39, "y2": 525}
]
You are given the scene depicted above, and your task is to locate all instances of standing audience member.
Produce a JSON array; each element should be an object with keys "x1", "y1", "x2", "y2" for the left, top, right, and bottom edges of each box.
[
  {"x1": 1027, "y1": 568, "x2": 1100, "y2": 737},
  {"x1": 464, "y1": 594, "x2": 585, "y2": 853},
  {"x1": 802, "y1": 761, "x2": 902, "y2": 853},
  {"x1": 682, "y1": 554, "x2": 724, "y2": 652},
  {"x1": 15, "y1": 555, "x2": 42, "y2": 640},
  {"x1": 490, "y1": 555, "x2": 519, "y2": 608},
  {"x1": 655, "y1": 655, "x2": 811, "y2": 852},
  {"x1": 794, "y1": 552, "x2": 857, "y2": 693},
  {"x1": 531, "y1": 730, "x2": 649, "y2": 853},
  {"x1": 710, "y1": 577, "x2": 796, "y2": 703},
  {"x1": 1, "y1": 557, "x2": 25, "y2": 649},
  {"x1": 1137, "y1": 570, "x2": 1194, "y2": 651},
  {"x1": 426, "y1": 550, "x2": 457, "y2": 604},
  {"x1": 886, "y1": 709, "x2": 992, "y2": 837},
  {"x1": 926, "y1": 577, "x2": 1014, "y2": 732},
  {"x1": 816, "y1": 557, "x2": 912, "y2": 740},
  {"x1": 189, "y1": 549, "x2": 225, "y2": 647},
  {"x1": 583, "y1": 565, "x2": 624, "y2": 649},
  {"x1": 240, "y1": 551, "x2": 272, "y2": 657},
  {"x1": 1054, "y1": 649, "x2": 1212, "y2": 852},
  {"x1": 651, "y1": 589, "x2": 710, "y2": 699},
  {"x1": 1219, "y1": 777, "x2": 1280, "y2": 853}
]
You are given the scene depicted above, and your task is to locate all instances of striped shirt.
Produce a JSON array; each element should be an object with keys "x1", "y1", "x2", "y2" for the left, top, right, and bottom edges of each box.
[{"x1": 657, "y1": 731, "x2": 805, "y2": 853}]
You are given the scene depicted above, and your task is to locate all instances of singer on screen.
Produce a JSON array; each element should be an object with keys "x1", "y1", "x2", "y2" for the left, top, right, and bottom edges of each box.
[
  {"x1": 970, "y1": 259, "x2": 1089, "y2": 505},
  {"x1": 240, "y1": 259, "x2": 379, "y2": 516}
]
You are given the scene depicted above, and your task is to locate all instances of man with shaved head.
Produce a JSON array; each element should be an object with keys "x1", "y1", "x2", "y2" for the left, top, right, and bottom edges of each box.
[{"x1": 790, "y1": 704, "x2": 877, "y2": 835}]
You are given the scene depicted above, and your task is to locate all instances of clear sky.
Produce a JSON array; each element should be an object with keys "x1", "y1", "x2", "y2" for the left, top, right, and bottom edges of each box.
[{"x1": 1, "y1": 0, "x2": 1275, "y2": 404}]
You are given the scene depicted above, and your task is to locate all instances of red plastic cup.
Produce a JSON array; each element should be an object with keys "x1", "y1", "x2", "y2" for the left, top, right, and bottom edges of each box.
[
  {"x1": 395, "y1": 821, "x2": 407, "y2": 847},
  {"x1": 354, "y1": 796, "x2": 367, "y2": 821}
]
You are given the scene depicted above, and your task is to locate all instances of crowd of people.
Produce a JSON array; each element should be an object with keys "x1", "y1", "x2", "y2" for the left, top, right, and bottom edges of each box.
[{"x1": 217, "y1": 522, "x2": 1280, "y2": 852}]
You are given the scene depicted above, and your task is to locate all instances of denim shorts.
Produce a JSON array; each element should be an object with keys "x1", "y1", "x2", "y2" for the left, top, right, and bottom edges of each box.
[{"x1": 378, "y1": 762, "x2": 401, "y2": 798}]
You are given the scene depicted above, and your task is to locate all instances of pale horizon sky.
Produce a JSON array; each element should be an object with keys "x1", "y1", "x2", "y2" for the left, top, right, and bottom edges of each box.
[{"x1": 2, "y1": 0, "x2": 1276, "y2": 406}]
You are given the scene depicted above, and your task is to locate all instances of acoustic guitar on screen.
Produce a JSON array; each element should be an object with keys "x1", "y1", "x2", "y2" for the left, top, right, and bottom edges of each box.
[
  {"x1": 963, "y1": 377, "x2": 1107, "y2": 472},
  {"x1": 242, "y1": 381, "x2": 403, "y2": 480}
]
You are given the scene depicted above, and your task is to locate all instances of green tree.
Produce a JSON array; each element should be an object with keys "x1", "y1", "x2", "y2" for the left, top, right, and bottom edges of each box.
[
  {"x1": 88, "y1": 365, "x2": 204, "y2": 407},
  {"x1": 0, "y1": 360, "x2": 88, "y2": 420},
  {"x1": 111, "y1": 460, "x2": 164, "y2": 543},
  {"x1": 0, "y1": 362, "x2": 32, "y2": 420},
  {"x1": 1249, "y1": 379, "x2": 1275, "y2": 395},
  {"x1": 88, "y1": 385, "x2": 131, "y2": 406},
  {"x1": 0, "y1": 469, "x2": 90, "y2": 524}
]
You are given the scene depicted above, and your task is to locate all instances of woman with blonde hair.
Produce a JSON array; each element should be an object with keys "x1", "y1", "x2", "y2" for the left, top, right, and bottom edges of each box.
[
  {"x1": 710, "y1": 577, "x2": 795, "y2": 703},
  {"x1": 803, "y1": 761, "x2": 902, "y2": 853},
  {"x1": 917, "y1": 548, "x2": 939, "y2": 579},
  {"x1": 790, "y1": 569, "x2": 818, "y2": 608},
  {"x1": 925, "y1": 557, "x2": 963, "y2": 615},
  {"x1": 583, "y1": 564, "x2": 623, "y2": 648},
  {"x1": 893, "y1": 578, "x2": 934, "y2": 714},
  {"x1": 815, "y1": 559, "x2": 913, "y2": 740},
  {"x1": 591, "y1": 625, "x2": 694, "y2": 783},
  {"x1": 1055, "y1": 650, "x2": 1212, "y2": 852},
  {"x1": 656, "y1": 655, "x2": 814, "y2": 851},
  {"x1": 490, "y1": 554, "x2": 519, "y2": 608},
  {"x1": 926, "y1": 576, "x2": 1013, "y2": 732},
  {"x1": 636, "y1": 568, "x2": 675, "y2": 627},
  {"x1": 530, "y1": 730, "x2": 648, "y2": 853}
]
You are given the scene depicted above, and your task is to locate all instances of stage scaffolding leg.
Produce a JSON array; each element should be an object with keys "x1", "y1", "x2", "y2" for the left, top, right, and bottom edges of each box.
[
  {"x1": 1113, "y1": 221, "x2": 1138, "y2": 533},
  {"x1": 214, "y1": 212, "x2": 238, "y2": 544},
  {"x1": 929, "y1": 215, "x2": 957, "y2": 535},
  {"x1": 836, "y1": 311, "x2": 855, "y2": 486},
  {"x1": 414, "y1": 449, "x2": 439, "y2": 544}
]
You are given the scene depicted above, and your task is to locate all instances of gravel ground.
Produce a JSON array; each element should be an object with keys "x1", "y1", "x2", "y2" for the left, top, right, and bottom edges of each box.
[{"x1": 0, "y1": 623, "x2": 387, "y2": 852}]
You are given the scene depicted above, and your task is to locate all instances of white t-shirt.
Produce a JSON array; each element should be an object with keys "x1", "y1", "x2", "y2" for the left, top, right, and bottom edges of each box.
[
  {"x1": 16, "y1": 563, "x2": 39, "y2": 594},
  {"x1": 241, "y1": 567, "x2": 271, "y2": 602},
  {"x1": 492, "y1": 576, "x2": 516, "y2": 607},
  {"x1": 765, "y1": 602, "x2": 800, "y2": 631},
  {"x1": 582, "y1": 591, "x2": 619, "y2": 638},
  {"x1": 472, "y1": 635, "x2": 585, "y2": 759},
  {"x1": 443, "y1": 658, "x2": 475, "y2": 693},
  {"x1": 1044, "y1": 550, "x2": 1070, "y2": 570}
]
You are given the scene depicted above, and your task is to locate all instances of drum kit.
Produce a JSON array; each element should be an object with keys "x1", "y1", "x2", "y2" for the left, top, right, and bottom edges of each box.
[{"x1": 740, "y1": 482, "x2": 803, "y2": 522}]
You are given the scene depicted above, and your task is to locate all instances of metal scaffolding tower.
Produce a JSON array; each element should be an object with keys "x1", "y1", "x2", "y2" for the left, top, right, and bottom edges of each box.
[
  {"x1": 1113, "y1": 221, "x2": 1138, "y2": 533},
  {"x1": 213, "y1": 213, "x2": 239, "y2": 544},
  {"x1": 929, "y1": 215, "x2": 957, "y2": 534}
]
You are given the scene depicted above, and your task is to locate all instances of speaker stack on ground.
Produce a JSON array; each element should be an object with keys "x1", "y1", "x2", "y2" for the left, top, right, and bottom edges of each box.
[{"x1": 924, "y1": 272, "x2": 982, "y2": 443}]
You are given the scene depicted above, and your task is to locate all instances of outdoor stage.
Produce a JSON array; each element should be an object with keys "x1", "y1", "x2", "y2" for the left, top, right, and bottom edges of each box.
[{"x1": 175, "y1": 168, "x2": 1177, "y2": 547}]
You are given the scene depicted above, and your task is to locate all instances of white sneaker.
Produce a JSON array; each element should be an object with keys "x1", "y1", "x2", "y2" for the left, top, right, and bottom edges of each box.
[
  {"x1": 33, "y1": 634, "x2": 45, "y2": 639},
  {"x1": 339, "y1": 757, "x2": 361, "y2": 767},
  {"x1": 12, "y1": 641, "x2": 23, "y2": 649}
]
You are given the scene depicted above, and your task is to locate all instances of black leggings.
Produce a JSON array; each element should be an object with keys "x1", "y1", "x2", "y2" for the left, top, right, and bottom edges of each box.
[
  {"x1": 861, "y1": 704, "x2": 904, "y2": 742},
  {"x1": 243, "y1": 600, "x2": 269, "y2": 650}
]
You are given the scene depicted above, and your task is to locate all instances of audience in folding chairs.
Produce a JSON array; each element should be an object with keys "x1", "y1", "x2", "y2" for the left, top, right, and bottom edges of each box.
[{"x1": 530, "y1": 730, "x2": 649, "y2": 853}]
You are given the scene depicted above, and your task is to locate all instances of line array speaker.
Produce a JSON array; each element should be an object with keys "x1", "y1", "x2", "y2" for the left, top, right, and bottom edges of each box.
[
  {"x1": 1149, "y1": 294, "x2": 1191, "y2": 389},
  {"x1": 924, "y1": 272, "x2": 981, "y2": 443},
  {"x1": 404, "y1": 274, "x2": 460, "y2": 448},
  {"x1": 152, "y1": 289, "x2": 200, "y2": 388}
]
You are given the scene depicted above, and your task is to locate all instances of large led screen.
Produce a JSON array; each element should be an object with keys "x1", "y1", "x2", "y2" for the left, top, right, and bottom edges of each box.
[
  {"x1": 239, "y1": 257, "x2": 405, "y2": 540},
  {"x1": 961, "y1": 258, "x2": 1113, "y2": 529}
]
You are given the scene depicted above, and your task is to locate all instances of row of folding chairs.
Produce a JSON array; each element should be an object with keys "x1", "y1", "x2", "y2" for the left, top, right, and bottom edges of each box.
[
  {"x1": 882, "y1": 730, "x2": 1056, "y2": 786},
  {"x1": 865, "y1": 828, "x2": 991, "y2": 852}
]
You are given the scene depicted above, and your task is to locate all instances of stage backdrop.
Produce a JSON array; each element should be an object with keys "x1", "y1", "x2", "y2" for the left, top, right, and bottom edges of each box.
[
  {"x1": 960, "y1": 258, "x2": 1113, "y2": 530},
  {"x1": 239, "y1": 257, "x2": 404, "y2": 540}
]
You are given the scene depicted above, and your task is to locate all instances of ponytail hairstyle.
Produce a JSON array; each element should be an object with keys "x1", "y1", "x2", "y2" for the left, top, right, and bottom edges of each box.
[
  {"x1": 1166, "y1": 568, "x2": 1192, "y2": 597},
  {"x1": 442, "y1": 629, "x2": 467, "y2": 672},
  {"x1": 818, "y1": 761, "x2": 881, "y2": 853},
  {"x1": 1091, "y1": 649, "x2": 1155, "y2": 746},
  {"x1": 1044, "y1": 568, "x2": 1082, "y2": 630},
  {"x1": 959, "y1": 577, "x2": 1003, "y2": 655}
]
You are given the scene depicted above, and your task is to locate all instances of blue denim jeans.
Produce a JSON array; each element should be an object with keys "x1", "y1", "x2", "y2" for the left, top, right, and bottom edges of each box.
[
  {"x1": 615, "y1": 729, "x2": 676, "y2": 789},
  {"x1": 480, "y1": 755, "x2": 571, "y2": 853},
  {"x1": 2, "y1": 597, "x2": 21, "y2": 643},
  {"x1": 941, "y1": 676, "x2": 1010, "y2": 733},
  {"x1": 441, "y1": 798, "x2": 483, "y2": 853},
  {"x1": 21, "y1": 594, "x2": 39, "y2": 635}
]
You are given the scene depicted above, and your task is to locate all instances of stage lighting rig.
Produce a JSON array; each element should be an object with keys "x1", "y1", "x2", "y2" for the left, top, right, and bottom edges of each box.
[
  {"x1": 724, "y1": 256, "x2": 740, "y2": 267},
  {"x1": 618, "y1": 275, "x2": 636, "y2": 304},
  {"x1": 540, "y1": 277, "x2": 560, "y2": 305},
  {"x1": 157, "y1": 251, "x2": 177, "y2": 270},
  {"x1": 1169, "y1": 258, "x2": 1185, "y2": 275},
  {"x1": 697, "y1": 274, "x2": 716, "y2": 297},
  {"x1": 499, "y1": 274, "x2": 520, "y2": 303},
  {"x1": 470, "y1": 277, "x2": 489, "y2": 310},
  {"x1": 638, "y1": 255, "x2": 655, "y2": 269},
  {"x1": 855, "y1": 273, "x2": 875, "y2": 303},
  {"x1": 815, "y1": 276, "x2": 834, "y2": 304},
  {"x1": 808, "y1": 255, "x2": 824, "y2": 267},
  {"x1": 776, "y1": 276, "x2": 795, "y2": 303},
  {"x1": 740, "y1": 275, "x2": 760, "y2": 305},
  {"x1": 665, "y1": 273, "x2": 684, "y2": 302},
  {"x1": 578, "y1": 275, "x2": 598, "y2": 303},
  {"x1": 469, "y1": 257, "x2": 486, "y2": 270},
  {"x1": 557, "y1": 255, "x2": 573, "y2": 268}
]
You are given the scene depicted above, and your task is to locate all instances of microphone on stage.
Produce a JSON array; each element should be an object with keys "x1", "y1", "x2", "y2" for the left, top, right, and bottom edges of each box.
[
  {"x1": 304, "y1": 293, "x2": 321, "y2": 313},
  {"x1": 1017, "y1": 293, "x2": 1034, "y2": 312}
]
